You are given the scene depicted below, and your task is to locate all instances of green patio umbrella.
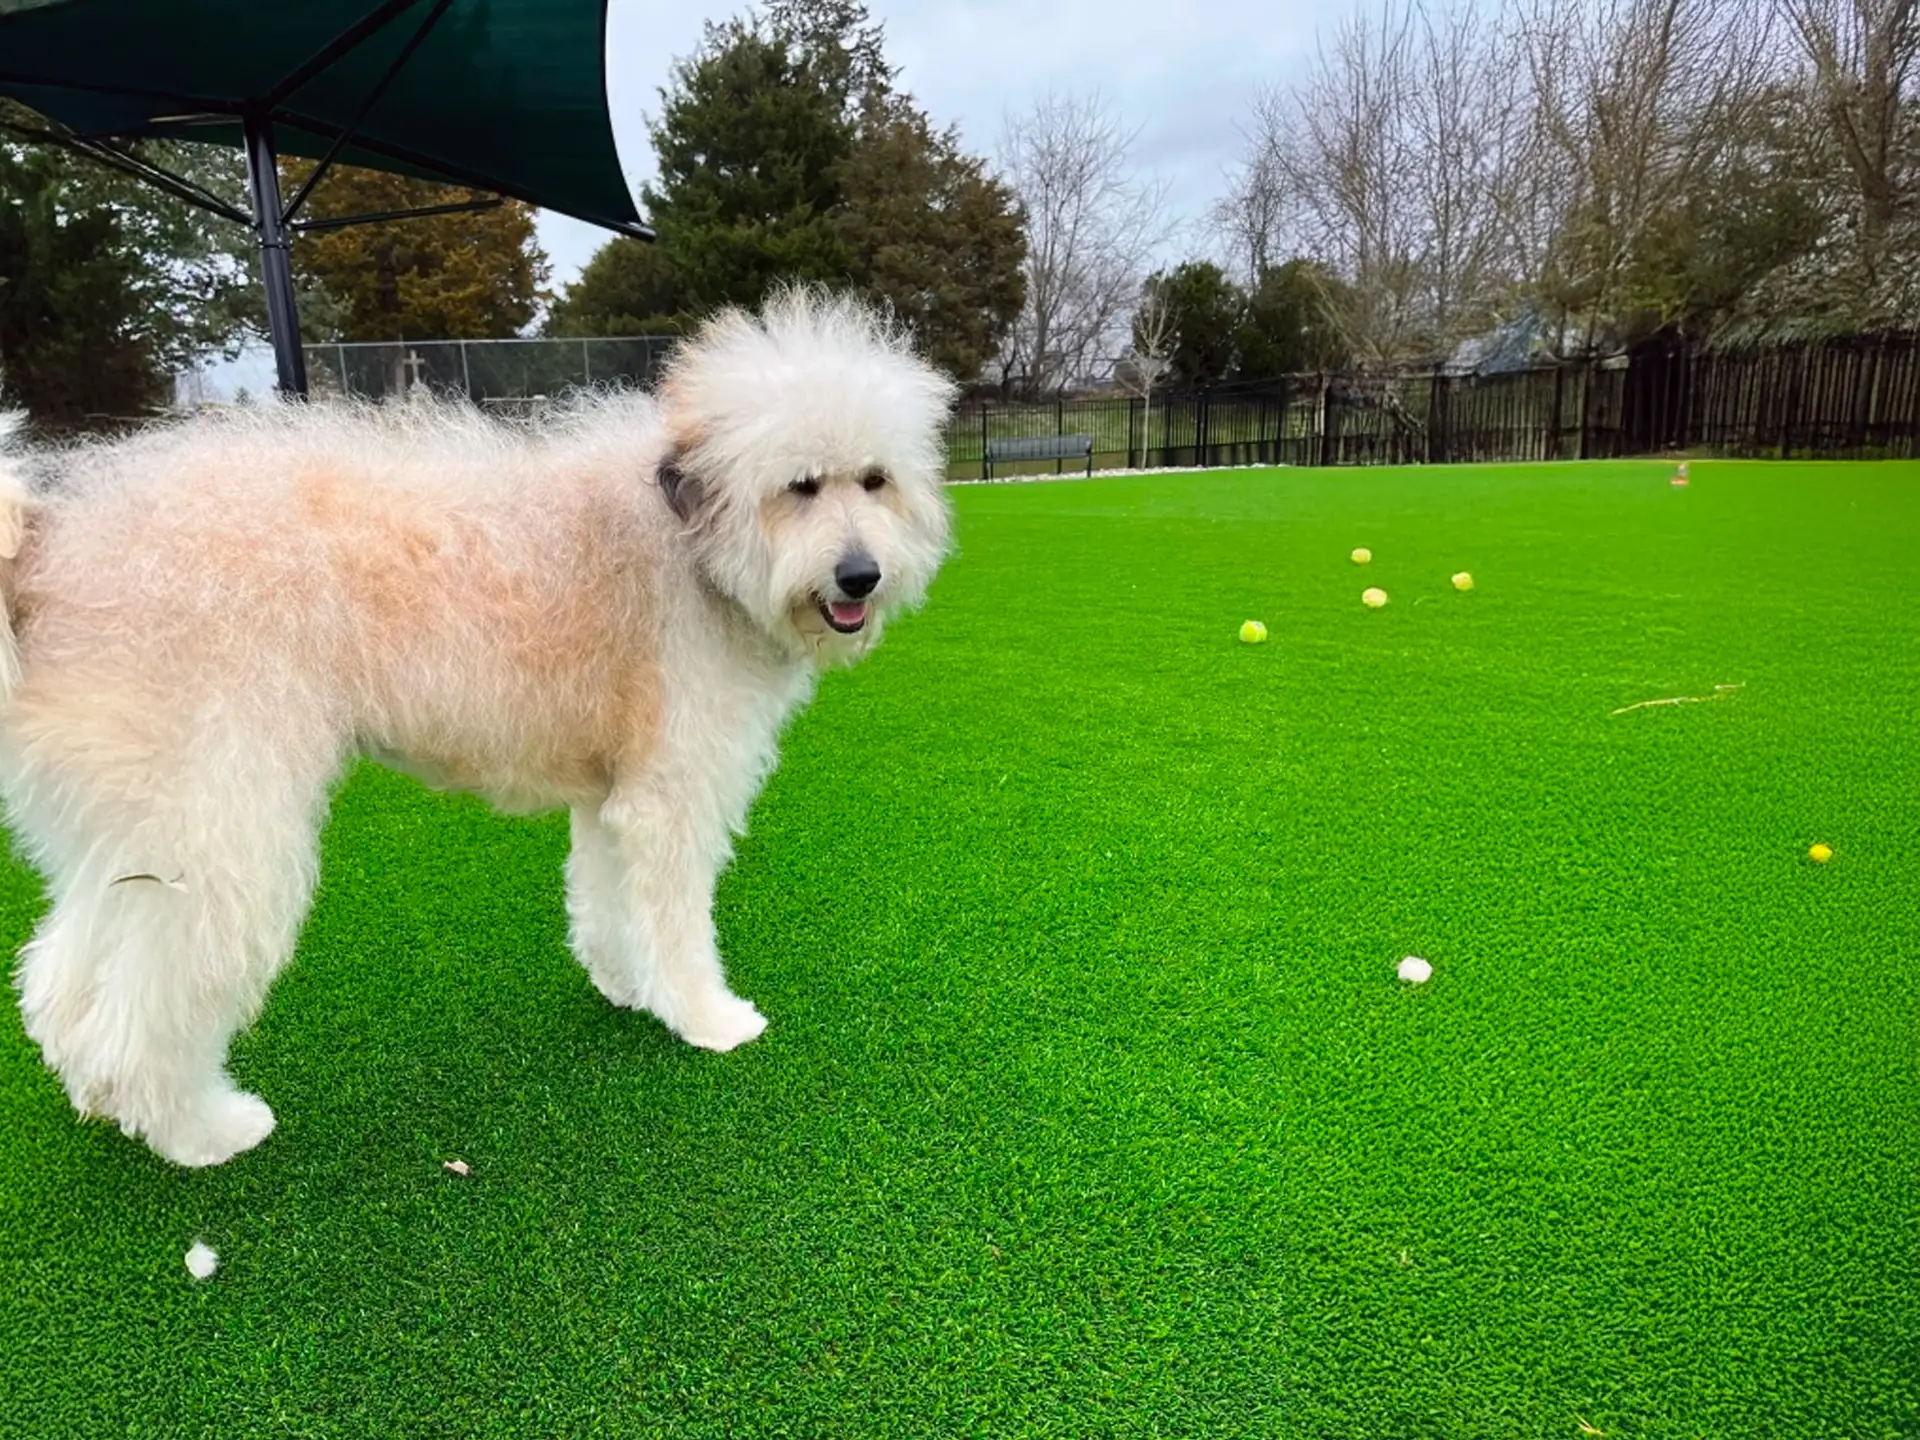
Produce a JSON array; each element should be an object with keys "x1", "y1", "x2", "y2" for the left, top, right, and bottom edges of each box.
[{"x1": 0, "y1": 0, "x2": 654, "y2": 395}]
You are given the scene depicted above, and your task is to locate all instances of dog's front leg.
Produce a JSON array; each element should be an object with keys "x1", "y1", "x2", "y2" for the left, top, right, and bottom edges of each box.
[{"x1": 575, "y1": 784, "x2": 768, "y2": 1052}]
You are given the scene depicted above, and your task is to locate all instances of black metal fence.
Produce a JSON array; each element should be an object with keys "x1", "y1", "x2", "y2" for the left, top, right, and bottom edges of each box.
[
  {"x1": 297, "y1": 330, "x2": 1920, "y2": 477},
  {"x1": 946, "y1": 332, "x2": 1920, "y2": 480}
]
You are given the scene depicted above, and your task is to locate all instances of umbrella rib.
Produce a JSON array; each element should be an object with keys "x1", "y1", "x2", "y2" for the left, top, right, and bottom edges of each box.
[
  {"x1": 278, "y1": 0, "x2": 457, "y2": 224},
  {"x1": 261, "y1": 0, "x2": 429, "y2": 111}
]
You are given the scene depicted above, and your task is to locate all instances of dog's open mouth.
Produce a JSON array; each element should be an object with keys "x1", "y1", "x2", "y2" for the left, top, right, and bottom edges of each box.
[{"x1": 816, "y1": 598, "x2": 869, "y2": 634}]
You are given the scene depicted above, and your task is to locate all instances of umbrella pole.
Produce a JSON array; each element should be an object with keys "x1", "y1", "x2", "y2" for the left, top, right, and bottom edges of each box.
[{"x1": 241, "y1": 112, "x2": 309, "y2": 399}]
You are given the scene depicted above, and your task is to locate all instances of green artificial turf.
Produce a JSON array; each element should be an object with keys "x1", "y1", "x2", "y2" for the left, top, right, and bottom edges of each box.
[{"x1": 1, "y1": 458, "x2": 1916, "y2": 1437}]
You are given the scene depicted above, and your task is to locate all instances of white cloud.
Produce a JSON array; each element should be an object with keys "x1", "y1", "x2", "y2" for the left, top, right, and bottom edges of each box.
[{"x1": 534, "y1": 0, "x2": 1344, "y2": 289}]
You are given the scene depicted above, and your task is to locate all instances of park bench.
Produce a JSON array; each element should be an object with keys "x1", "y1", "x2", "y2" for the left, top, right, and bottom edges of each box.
[{"x1": 983, "y1": 432, "x2": 1095, "y2": 480}]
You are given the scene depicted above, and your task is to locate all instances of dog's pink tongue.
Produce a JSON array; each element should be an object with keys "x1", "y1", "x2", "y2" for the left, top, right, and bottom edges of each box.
[{"x1": 830, "y1": 601, "x2": 867, "y2": 627}]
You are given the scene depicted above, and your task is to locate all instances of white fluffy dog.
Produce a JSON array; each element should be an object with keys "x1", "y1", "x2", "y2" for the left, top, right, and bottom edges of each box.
[{"x1": 0, "y1": 285, "x2": 956, "y2": 1168}]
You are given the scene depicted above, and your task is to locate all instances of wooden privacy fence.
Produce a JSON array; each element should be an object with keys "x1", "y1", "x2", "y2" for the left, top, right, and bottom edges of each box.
[{"x1": 948, "y1": 332, "x2": 1920, "y2": 480}]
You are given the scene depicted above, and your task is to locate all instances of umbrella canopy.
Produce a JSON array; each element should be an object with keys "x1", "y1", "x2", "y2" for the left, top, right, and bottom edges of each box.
[{"x1": 0, "y1": 0, "x2": 649, "y2": 237}]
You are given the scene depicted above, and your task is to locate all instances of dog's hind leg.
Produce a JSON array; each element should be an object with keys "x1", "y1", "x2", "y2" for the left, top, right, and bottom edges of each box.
[
  {"x1": 13, "y1": 741, "x2": 334, "y2": 1167},
  {"x1": 568, "y1": 788, "x2": 767, "y2": 1053},
  {"x1": 565, "y1": 802, "x2": 644, "y2": 1009}
]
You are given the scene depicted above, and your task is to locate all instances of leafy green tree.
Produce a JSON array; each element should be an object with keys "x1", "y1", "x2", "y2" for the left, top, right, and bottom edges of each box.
[
  {"x1": 1618, "y1": 182, "x2": 1826, "y2": 344},
  {"x1": 638, "y1": 17, "x2": 856, "y2": 313},
  {"x1": 1237, "y1": 259, "x2": 1354, "y2": 376},
  {"x1": 590, "y1": 0, "x2": 1025, "y2": 381},
  {"x1": 543, "y1": 237, "x2": 686, "y2": 336},
  {"x1": 833, "y1": 92, "x2": 1026, "y2": 380},
  {"x1": 283, "y1": 161, "x2": 548, "y2": 342},
  {"x1": 759, "y1": 0, "x2": 894, "y2": 101},
  {"x1": 1137, "y1": 261, "x2": 1244, "y2": 386},
  {"x1": 0, "y1": 121, "x2": 256, "y2": 429},
  {"x1": 0, "y1": 146, "x2": 164, "y2": 424},
  {"x1": 1604, "y1": 101, "x2": 1831, "y2": 345}
]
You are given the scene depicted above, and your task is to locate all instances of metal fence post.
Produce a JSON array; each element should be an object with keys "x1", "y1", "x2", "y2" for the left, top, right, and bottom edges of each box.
[
  {"x1": 1549, "y1": 364, "x2": 1565, "y2": 460},
  {"x1": 1856, "y1": 338, "x2": 1879, "y2": 454},
  {"x1": 1319, "y1": 377, "x2": 1338, "y2": 466},
  {"x1": 1782, "y1": 346, "x2": 1804, "y2": 459},
  {"x1": 1426, "y1": 370, "x2": 1445, "y2": 465},
  {"x1": 1578, "y1": 362, "x2": 1593, "y2": 460},
  {"x1": 1678, "y1": 340, "x2": 1694, "y2": 452},
  {"x1": 980, "y1": 406, "x2": 989, "y2": 482}
]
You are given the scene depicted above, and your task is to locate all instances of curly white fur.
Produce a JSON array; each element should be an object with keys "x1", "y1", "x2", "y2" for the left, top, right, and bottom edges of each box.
[{"x1": 0, "y1": 284, "x2": 957, "y2": 1167}]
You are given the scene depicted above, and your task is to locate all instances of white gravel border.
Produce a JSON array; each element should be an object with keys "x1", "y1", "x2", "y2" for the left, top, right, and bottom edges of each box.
[{"x1": 947, "y1": 461, "x2": 1291, "y2": 486}]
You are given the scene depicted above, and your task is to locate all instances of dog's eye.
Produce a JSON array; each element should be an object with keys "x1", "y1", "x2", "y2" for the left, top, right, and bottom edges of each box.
[
  {"x1": 861, "y1": 471, "x2": 888, "y2": 493},
  {"x1": 788, "y1": 478, "x2": 820, "y2": 499}
]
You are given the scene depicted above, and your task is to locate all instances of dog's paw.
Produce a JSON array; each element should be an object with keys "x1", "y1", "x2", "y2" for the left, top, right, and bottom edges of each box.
[
  {"x1": 144, "y1": 1089, "x2": 277, "y2": 1168},
  {"x1": 584, "y1": 963, "x2": 644, "y2": 1010},
  {"x1": 671, "y1": 991, "x2": 769, "y2": 1053}
]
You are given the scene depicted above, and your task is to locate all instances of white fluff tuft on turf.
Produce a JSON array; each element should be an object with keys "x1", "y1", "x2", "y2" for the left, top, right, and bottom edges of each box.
[
  {"x1": 184, "y1": 1241, "x2": 219, "y2": 1280},
  {"x1": 1397, "y1": 955, "x2": 1433, "y2": 984}
]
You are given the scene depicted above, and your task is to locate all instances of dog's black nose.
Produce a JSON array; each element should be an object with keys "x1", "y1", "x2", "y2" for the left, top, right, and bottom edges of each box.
[{"x1": 834, "y1": 555, "x2": 881, "y2": 599}]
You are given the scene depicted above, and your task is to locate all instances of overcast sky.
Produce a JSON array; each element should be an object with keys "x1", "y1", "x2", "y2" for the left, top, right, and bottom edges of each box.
[{"x1": 533, "y1": 0, "x2": 1346, "y2": 289}]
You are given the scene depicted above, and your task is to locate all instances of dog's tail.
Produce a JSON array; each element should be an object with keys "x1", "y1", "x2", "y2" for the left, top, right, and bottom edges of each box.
[{"x1": 0, "y1": 412, "x2": 35, "y2": 700}]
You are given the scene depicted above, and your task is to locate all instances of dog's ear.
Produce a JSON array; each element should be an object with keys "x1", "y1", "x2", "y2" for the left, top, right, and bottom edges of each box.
[{"x1": 657, "y1": 454, "x2": 706, "y2": 524}]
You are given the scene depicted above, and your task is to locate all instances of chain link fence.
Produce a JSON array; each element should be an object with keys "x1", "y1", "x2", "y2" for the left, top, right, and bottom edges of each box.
[{"x1": 302, "y1": 336, "x2": 678, "y2": 407}]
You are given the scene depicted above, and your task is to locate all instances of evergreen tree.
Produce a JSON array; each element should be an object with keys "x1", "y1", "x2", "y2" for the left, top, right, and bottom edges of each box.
[
  {"x1": 282, "y1": 161, "x2": 548, "y2": 342},
  {"x1": 0, "y1": 120, "x2": 255, "y2": 429},
  {"x1": 833, "y1": 92, "x2": 1026, "y2": 380},
  {"x1": 1137, "y1": 261, "x2": 1245, "y2": 386},
  {"x1": 638, "y1": 17, "x2": 857, "y2": 313},
  {"x1": 565, "y1": 0, "x2": 1026, "y2": 381},
  {"x1": 544, "y1": 238, "x2": 686, "y2": 337},
  {"x1": 1237, "y1": 260, "x2": 1354, "y2": 376}
]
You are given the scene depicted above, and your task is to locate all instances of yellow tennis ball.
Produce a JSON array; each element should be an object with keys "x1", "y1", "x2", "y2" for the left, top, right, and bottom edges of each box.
[
  {"x1": 1239, "y1": 619, "x2": 1268, "y2": 644},
  {"x1": 1351, "y1": 547, "x2": 1372, "y2": 565},
  {"x1": 1808, "y1": 843, "x2": 1833, "y2": 863},
  {"x1": 1362, "y1": 587, "x2": 1389, "y2": 608},
  {"x1": 1452, "y1": 571, "x2": 1474, "y2": 591}
]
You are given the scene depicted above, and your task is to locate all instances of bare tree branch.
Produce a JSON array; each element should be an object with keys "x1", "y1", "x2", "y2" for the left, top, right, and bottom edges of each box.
[
  {"x1": 1521, "y1": 0, "x2": 1780, "y2": 347},
  {"x1": 996, "y1": 89, "x2": 1172, "y2": 396},
  {"x1": 1114, "y1": 275, "x2": 1176, "y2": 464},
  {"x1": 1214, "y1": 0, "x2": 1800, "y2": 359},
  {"x1": 1777, "y1": 0, "x2": 1919, "y2": 272}
]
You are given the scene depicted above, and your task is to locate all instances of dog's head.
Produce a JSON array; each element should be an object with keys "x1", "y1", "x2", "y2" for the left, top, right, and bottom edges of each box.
[{"x1": 653, "y1": 285, "x2": 958, "y2": 664}]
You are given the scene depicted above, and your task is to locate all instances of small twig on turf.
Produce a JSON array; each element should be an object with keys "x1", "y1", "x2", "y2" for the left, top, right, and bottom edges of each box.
[{"x1": 1609, "y1": 683, "x2": 1744, "y2": 716}]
